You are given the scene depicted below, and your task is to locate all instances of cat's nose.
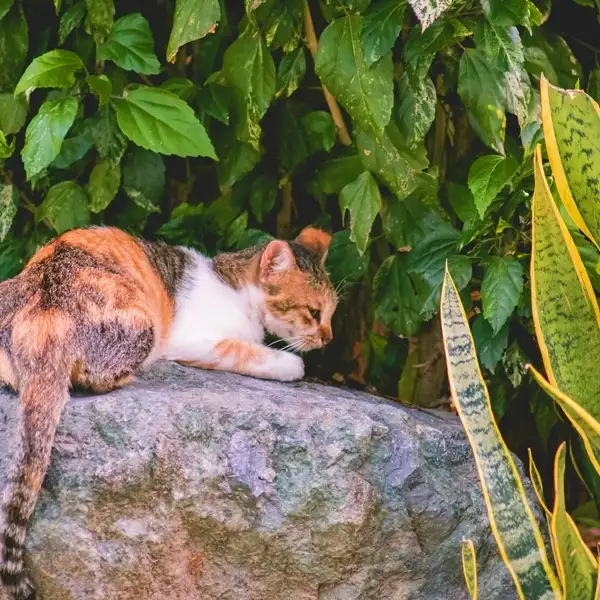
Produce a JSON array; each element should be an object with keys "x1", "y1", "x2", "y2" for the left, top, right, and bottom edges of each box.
[{"x1": 319, "y1": 325, "x2": 333, "y2": 345}]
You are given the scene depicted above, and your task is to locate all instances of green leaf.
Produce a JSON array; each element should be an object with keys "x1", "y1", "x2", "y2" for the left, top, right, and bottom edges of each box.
[
  {"x1": 278, "y1": 101, "x2": 308, "y2": 174},
  {"x1": 588, "y1": 67, "x2": 600, "y2": 104},
  {"x1": 214, "y1": 127, "x2": 260, "y2": 189},
  {"x1": 395, "y1": 72, "x2": 436, "y2": 149},
  {"x1": 237, "y1": 228, "x2": 274, "y2": 250},
  {"x1": 0, "y1": 93, "x2": 26, "y2": 134},
  {"x1": 249, "y1": 173, "x2": 277, "y2": 223},
  {"x1": 198, "y1": 80, "x2": 230, "y2": 124},
  {"x1": 458, "y1": 49, "x2": 507, "y2": 154},
  {"x1": 51, "y1": 119, "x2": 94, "y2": 168},
  {"x1": 97, "y1": 13, "x2": 160, "y2": 75},
  {"x1": 87, "y1": 74, "x2": 111, "y2": 106},
  {"x1": 0, "y1": 4, "x2": 27, "y2": 92},
  {"x1": 374, "y1": 253, "x2": 423, "y2": 337},
  {"x1": 361, "y1": 0, "x2": 405, "y2": 67},
  {"x1": 301, "y1": 111, "x2": 336, "y2": 155},
  {"x1": 403, "y1": 21, "x2": 454, "y2": 83},
  {"x1": 222, "y1": 211, "x2": 248, "y2": 249},
  {"x1": 480, "y1": 0, "x2": 528, "y2": 27},
  {"x1": 89, "y1": 103, "x2": 127, "y2": 162},
  {"x1": 22, "y1": 96, "x2": 78, "y2": 180},
  {"x1": 461, "y1": 539, "x2": 478, "y2": 600},
  {"x1": 447, "y1": 181, "x2": 478, "y2": 223},
  {"x1": 275, "y1": 47, "x2": 306, "y2": 99},
  {"x1": 325, "y1": 229, "x2": 370, "y2": 285},
  {"x1": 407, "y1": 0, "x2": 458, "y2": 29},
  {"x1": 160, "y1": 77, "x2": 197, "y2": 103},
  {"x1": 0, "y1": 184, "x2": 17, "y2": 242},
  {"x1": 262, "y1": 0, "x2": 303, "y2": 53},
  {"x1": 472, "y1": 314, "x2": 509, "y2": 375},
  {"x1": 382, "y1": 196, "x2": 432, "y2": 250},
  {"x1": 15, "y1": 50, "x2": 84, "y2": 96},
  {"x1": 440, "y1": 271, "x2": 562, "y2": 599},
  {"x1": 84, "y1": 0, "x2": 114, "y2": 44},
  {"x1": 166, "y1": 0, "x2": 220, "y2": 63},
  {"x1": 523, "y1": 29, "x2": 582, "y2": 90},
  {"x1": 551, "y1": 443, "x2": 598, "y2": 598},
  {"x1": 531, "y1": 145, "x2": 600, "y2": 466},
  {"x1": 123, "y1": 147, "x2": 164, "y2": 213},
  {"x1": 115, "y1": 87, "x2": 216, "y2": 158},
  {"x1": 59, "y1": 1, "x2": 86, "y2": 45},
  {"x1": 0, "y1": 129, "x2": 14, "y2": 159},
  {"x1": 315, "y1": 15, "x2": 393, "y2": 137},
  {"x1": 222, "y1": 31, "x2": 276, "y2": 150},
  {"x1": 339, "y1": 171, "x2": 382, "y2": 254},
  {"x1": 481, "y1": 256, "x2": 523, "y2": 334},
  {"x1": 475, "y1": 22, "x2": 530, "y2": 127},
  {"x1": 356, "y1": 124, "x2": 426, "y2": 200},
  {"x1": 36, "y1": 181, "x2": 90, "y2": 234},
  {"x1": 0, "y1": 0, "x2": 13, "y2": 21},
  {"x1": 87, "y1": 158, "x2": 121, "y2": 213},
  {"x1": 541, "y1": 77, "x2": 600, "y2": 250},
  {"x1": 408, "y1": 221, "x2": 471, "y2": 316},
  {"x1": 312, "y1": 155, "x2": 364, "y2": 196},
  {"x1": 468, "y1": 154, "x2": 519, "y2": 218}
]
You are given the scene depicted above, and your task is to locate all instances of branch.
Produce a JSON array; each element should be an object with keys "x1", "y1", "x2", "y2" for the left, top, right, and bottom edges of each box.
[{"x1": 303, "y1": 1, "x2": 352, "y2": 146}]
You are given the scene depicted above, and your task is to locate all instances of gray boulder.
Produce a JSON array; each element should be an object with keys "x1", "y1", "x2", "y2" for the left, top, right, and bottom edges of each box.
[{"x1": 0, "y1": 362, "x2": 522, "y2": 600}]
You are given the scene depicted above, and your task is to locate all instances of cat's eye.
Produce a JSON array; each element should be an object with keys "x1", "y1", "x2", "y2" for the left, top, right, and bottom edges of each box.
[{"x1": 309, "y1": 308, "x2": 321, "y2": 321}]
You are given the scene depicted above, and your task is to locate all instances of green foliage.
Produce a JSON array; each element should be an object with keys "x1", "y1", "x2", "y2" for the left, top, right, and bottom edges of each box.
[{"x1": 0, "y1": 0, "x2": 598, "y2": 536}]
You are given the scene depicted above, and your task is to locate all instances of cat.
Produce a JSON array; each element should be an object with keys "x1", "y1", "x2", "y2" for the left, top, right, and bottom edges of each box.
[{"x1": 0, "y1": 225, "x2": 337, "y2": 600}]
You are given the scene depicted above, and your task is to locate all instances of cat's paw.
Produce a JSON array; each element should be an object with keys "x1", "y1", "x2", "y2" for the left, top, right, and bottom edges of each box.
[{"x1": 271, "y1": 351, "x2": 304, "y2": 381}]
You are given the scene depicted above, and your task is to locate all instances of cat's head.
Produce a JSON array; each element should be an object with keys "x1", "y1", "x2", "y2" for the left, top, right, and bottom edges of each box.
[{"x1": 258, "y1": 227, "x2": 337, "y2": 351}]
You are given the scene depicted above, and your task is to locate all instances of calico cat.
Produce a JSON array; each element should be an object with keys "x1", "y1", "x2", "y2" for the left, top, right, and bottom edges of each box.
[{"x1": 0, "y1": 225, "x2": 337, "y2": 600}]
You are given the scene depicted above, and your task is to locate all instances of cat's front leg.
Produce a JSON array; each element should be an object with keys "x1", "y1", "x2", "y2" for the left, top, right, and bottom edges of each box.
[{"x1": 176, "y1": 339, "x2": 304, "y2": 382}]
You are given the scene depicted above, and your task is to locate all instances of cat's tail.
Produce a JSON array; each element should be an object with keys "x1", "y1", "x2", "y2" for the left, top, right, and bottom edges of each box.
[{"x1": 0, "y1": 360, "x2": 70, "y2": 600}]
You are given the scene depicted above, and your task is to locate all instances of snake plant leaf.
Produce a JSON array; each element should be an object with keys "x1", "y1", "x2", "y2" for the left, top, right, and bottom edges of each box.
[
  {"x1": 528, "y1": 448, "x2": 561, "y2": 579},
  {"x1": 461, "y1": 539, "x2": 478, "y2": 600},
  {"x1": 441, "y1": 268, "x2": 562, "y2": 600},
  {"x1": 595, "y1": 563, "x2": 600, "y2": 600},
  {"x1": 531, "y1": 145, "x2": 600, "y2": 435},
  {"x1": 551, "y1": 443, "x2": 597, "y2": 599},
  {"x1": 540, "y1": 75, "x2": 600, "y2": 249},
  {"x1": 528, "y1": 449, "x2": 552, "y2": 518},
  {"x1": 529, "y1": 366, "x2": 600, "y2": 476}
]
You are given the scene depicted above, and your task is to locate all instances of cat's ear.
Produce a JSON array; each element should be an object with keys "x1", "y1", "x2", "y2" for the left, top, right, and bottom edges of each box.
[
  {"x1": 260, "y1": 240, "x2": 296, "y2": 281},
  {"x1": 295, "y1": 227, "x2": 331, "y2": 266}
]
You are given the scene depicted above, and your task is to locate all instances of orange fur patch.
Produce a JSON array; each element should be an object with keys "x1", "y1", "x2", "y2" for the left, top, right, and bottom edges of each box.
[
  {"x1": 59, "y1": 228, "x2": 174, "y2": 345},
  {"x1": 295, "y1": 227, "x2": 332, "y2": 256},
  {"x1": 12, "y1": 304, "x2": 72, "y2": 358},
  {"x1": 214, "y1": 340, "x2": 268, "y2": 370}
]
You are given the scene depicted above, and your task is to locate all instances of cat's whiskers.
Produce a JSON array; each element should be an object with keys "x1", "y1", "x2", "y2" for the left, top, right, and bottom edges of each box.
[{"x1": 266, "y1": 335, "x2": 304, "y2": 348}]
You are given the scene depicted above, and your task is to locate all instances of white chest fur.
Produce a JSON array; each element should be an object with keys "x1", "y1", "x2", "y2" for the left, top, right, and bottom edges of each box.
[{"x1": 163, "y1": 251, "x2": 266, "y2": 361}]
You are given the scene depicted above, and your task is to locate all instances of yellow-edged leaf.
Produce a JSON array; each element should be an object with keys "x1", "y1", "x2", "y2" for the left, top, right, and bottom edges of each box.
[
  {"x1": 551, "y1": 443, "x2": 597, "y2": 598},
  {"x1": 528, "y1": 449, "x2": 552, "y2": 519},
  {"x1": 441, "y1": 268, "x2": 562, "y2": 600},
  {"x1": 462, "y1": 539, "x2": 478, "y2": 600},
  {"x1": 529, "y1": 366, "x2": 600, "y2": 476},
  {"x1": 531, "y1": 144, "x2": 600, "y2": 455},
  {"x1": 595, "y1": 561, "x2": 600, "y2": 600},
  {"x1": 541, "y1": 75, "x2": 600, "y2": 249},
  {"x1": 528, "y1": 448, "x2": 563, "y2": 581}
]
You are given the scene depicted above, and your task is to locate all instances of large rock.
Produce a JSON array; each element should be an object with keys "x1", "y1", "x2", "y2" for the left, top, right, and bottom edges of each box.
[{"x1": 0, "y1": 362, "x2": 521, "y2": 600}]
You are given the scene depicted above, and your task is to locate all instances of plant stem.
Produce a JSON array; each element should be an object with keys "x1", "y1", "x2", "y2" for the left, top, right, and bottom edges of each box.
[{"x1": 302, "y1": 1, "x2": 352, "y2": 146}]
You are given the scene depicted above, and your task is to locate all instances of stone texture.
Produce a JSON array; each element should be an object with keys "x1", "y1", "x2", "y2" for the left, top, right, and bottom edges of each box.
[{"x1": 0, "y1": 362, "x2": 523, "y2": 600}]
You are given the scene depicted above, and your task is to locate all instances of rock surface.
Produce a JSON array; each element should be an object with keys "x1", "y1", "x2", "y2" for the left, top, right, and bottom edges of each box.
[{"x1": 0, "y1": 362, "x2": 523, "y2": 600}]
